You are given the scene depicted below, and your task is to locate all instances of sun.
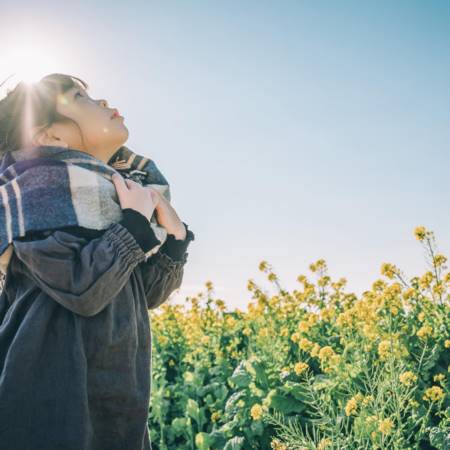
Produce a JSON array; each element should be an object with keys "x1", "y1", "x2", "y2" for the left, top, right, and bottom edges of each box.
[{"x1": 1, "y1": 39, "x2": 68, "y2": 92}]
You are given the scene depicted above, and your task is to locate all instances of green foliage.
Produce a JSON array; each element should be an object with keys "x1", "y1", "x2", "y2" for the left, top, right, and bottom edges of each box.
[{"x1": 148, "y1": 227, "x2": 449, "y2": 449}]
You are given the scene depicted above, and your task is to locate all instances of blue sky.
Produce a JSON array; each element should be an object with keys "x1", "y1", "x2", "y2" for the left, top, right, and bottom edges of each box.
[{"x1": 1, "y1": 1, "x2": 449, "y2": 310}]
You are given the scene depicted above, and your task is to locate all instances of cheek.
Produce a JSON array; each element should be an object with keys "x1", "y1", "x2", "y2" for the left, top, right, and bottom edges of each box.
[
  {"x1": 70, "y1": 101, "x2": 128, "y2": 144},
  {"x1": 85, "y1": 114, "x2": 129, "y2": 145},
  {"x1": 76, "y1": 109, "x2": 108, "y2": 139}
]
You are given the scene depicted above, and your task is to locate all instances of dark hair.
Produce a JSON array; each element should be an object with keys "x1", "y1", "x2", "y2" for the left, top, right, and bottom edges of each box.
[{"x1": 0, "y1": 73, "x2": 89, "y2": 154}]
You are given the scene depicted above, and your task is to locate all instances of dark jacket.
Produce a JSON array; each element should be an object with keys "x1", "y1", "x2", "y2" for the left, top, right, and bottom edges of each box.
[{"x1": 0, "y1": 209, "x2": 195, "y2": 450}]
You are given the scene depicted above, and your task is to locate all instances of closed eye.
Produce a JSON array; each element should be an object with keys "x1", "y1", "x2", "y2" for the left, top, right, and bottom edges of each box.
[{"x1": 74, "y1": 91, "x2": 83, "y2": 99}]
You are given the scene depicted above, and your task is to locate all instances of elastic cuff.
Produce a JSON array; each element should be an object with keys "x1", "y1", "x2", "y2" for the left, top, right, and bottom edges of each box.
[
  {"x1": 159, "y1": 222, "x2": 195, "y2": 262},
  {"x1": 119, "y1": 208, "x2": 162, "y2": 253},
  {"x1": 105, "y1": 222, "x2": 147, "y2": 266}
]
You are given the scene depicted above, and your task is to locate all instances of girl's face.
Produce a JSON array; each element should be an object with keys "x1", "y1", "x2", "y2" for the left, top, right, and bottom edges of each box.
[{"x1": 31, "y1": 85, "x2": 129, "y2": 162}]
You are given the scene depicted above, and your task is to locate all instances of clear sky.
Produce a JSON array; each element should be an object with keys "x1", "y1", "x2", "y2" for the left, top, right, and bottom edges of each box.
[{"x1": 1, "y1": 1, "x2": 449, "y2": 310}]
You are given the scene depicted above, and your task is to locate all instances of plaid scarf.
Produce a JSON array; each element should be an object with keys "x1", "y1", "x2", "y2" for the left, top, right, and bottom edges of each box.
[{"x1": 0, "y1": 144, "x2": 171, "y2": 276}]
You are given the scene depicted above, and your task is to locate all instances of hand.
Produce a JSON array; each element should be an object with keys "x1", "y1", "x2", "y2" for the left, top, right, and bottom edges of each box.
[
  {"x1": 112, "y1": 173, "x2": 158, "y2": 221},
  {"x1": 144, "y1": 186, "x2": 187, "y2": 240}
]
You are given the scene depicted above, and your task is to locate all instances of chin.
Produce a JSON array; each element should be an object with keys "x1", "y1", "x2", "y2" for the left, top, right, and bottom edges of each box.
[{"x1": 115, "y1": 125, "x2": 129, "y2": 146}]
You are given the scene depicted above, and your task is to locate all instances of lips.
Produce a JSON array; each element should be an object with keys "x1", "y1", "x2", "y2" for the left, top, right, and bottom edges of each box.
[{"x1": 110, "y1": 109, "x2": 120, "y2": 119}]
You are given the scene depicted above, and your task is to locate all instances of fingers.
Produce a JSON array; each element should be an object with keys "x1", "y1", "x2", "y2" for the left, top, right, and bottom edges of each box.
[
  {"x1": 111, "y1": 173, "x2": 127, "y2": 201},
  {"x1": 113, "y1": 174, "x2": 139, "y2": 189},
  {"x1": 144, "y1": 186, "x2": 162, "y2": 200},
  {"x1": 112, "y1": 173, "x2": 155, "y2": 203},
  {"x1": 111, "y1": 172, "x2": 125, "y2": 186},
  {"x1": 125, "y1": 178, "x2": 138, "y2": 189}
]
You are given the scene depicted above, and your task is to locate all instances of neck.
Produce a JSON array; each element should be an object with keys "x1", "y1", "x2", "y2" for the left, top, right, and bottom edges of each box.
[{"x1": 89, "y1": 145, "x2": 122, "y2": 165}]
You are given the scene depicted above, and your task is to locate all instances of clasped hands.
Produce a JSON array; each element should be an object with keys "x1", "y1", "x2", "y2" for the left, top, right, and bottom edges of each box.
[{"x1": 112, "y1": 173, "x2": 187, "y2": 241}]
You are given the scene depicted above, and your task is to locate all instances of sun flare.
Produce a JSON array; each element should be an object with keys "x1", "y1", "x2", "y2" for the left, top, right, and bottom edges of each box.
[{"x1": 1, "y1": 39, "x2": 66, "y2": 93}]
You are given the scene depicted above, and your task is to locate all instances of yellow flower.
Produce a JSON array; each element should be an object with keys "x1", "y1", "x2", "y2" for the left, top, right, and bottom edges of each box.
[
  {"x1": 378, "y1": 340, "x2": 391, "y2": 359},
  {"x1": 419, "y1": 272, "x2": 434, "y2": 290},
  {"x1": 310, "y1": 343, "x2": 321, "y2": 358},
  {"x1": 294, "y1": 362, "x2": 309, "y2": 375},
  {"x1": 423, "y1": 386, "x2": 445, "y2": 402},
  {"x1": 201, "y1": 335, "x2": 210, "y2": 345},
  {"x1": 403, "y1": 287, "x2": 415, "y2": 301},
  {"x1": 299, "y1": 338, "x2": 314, "y2": 352},
  {"x1": 270, "y1": 439, "x2": 287, "y2": 450},
  {"x1": 416, "y1": 325, "x2": 433, "y2": 339},
  {"x1": 433, "y1": 283, "x2": 445, "y2": 296},
  {"x1": 381, "y1": 263, "x2": 397, "y2": 279},
  {"x1": 318, "y1": 438, "x2": 332, "y2": 450},
  {"x1": 363, "y1": 323, "x2": 377, "y2": 340},
  {"x1": 259, "y1": 327, "x2": 269, "y2": 338},
  {"x1": 318, "y1": 276, "x2": 330, "y2": 287},
  {"x1": 414, "y1": 226, "x2": 427, "y2": 241},
  {"x1": 336, "y1": 311, "x2": 353, "y2": 327},
  {"x1": 318, "y1": 346, "x2": 335, "y2": 361},
  {"x1": 418, "y1": 311, "x2": 426, "y2": 322},
  {"x1": 298, "y1": 321, "x2": 311, "y2": 333},
  {"x1": 268, "y1": 273, "x2": 277, "y2": 282},
  {"x1": 399, "y1": 371, "x2": 418, "y2": 387},
  {"x1": 211, "y1": 411, "x2": 221, "y2": 422},
  {"x1": 379, "y1": 418, "x2": 394, "y2": 434},
  {"x1": 433, "y1": 254, "x2": 447, "y2": 267},
  {"x1": 243, "y1": 327, "x2": 252, "y2": 336},
  {"x1": 345, "y1": 397, "x2": 358, "y2": 416},
  {"x1": 297, "y1": 274, "x2": 307, "y2": 283},
  {"x1": 320, "y1": 308, "x2": 333, "y2": 321},
  {"x1": 215, "y1": 299, "x2": 226, "y2": 310},
  {"x1": 444, "y1": 340, "x2": 450, "y2": 348},
  {"x1": 280, "y1": 327, "x2": 289, "y2": 337},
  {"x1": 307, "y1": 313, "x2": 319, "y2": 325},
  {"x1": 433, "y1": 374, "x2": 445, "y2": 383},
  {"x1": 250, "y1": 403, "x2": 264, "y2": 420}
]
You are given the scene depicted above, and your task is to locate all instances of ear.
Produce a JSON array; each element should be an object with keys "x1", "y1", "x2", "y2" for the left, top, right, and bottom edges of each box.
[{"x1": 32, "y1": 126, "x2": 68, "y2": 148}]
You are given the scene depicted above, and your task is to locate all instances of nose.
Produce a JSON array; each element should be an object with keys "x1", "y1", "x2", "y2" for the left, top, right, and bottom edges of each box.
[{"x1": 98, "y1": 99, "x2": 108, "y2": 108}]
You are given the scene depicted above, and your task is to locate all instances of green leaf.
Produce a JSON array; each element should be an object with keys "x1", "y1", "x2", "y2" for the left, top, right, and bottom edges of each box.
[
  {"x1": 195, "y1": 432, "x2": 212, "y2": 450},
  {"x1": 268, "y1": 392, "x2": 305, "y2": 414},
  {"x1": 186, "y1": 398, "x2": 200, "y2": 423},
  {"x1": 250, "y1": 420, "x2": 264, "y2": 436},
  {"x1": 214, "y1": 384, "x2": 229, "y2": 402},
  {"x1": 248, "y1": 359, "x2": 270, "y2": 388},
  {"x1": 171, "y1": 417, "x2": 188, "y2": 437},
  {"x1": 229, "y1": 362, "x2": 252, "y2": 388},
  {"x1": 224, "y1": 391, "x2": 246, "y2": 415},
  {"x1": 282, "y1": 381, "x2": 309, "y2": 402}
]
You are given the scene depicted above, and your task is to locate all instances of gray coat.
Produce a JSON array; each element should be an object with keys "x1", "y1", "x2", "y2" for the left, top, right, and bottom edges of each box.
[{"x1": 0, "y1": 217, "x2": 193, "y2": 450}]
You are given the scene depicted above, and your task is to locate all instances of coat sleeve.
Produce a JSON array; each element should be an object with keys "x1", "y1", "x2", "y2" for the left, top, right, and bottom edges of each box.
[
  {"x1": 12, "y1": 222, "x2": 149, "y2": 317},
  {"x1": 139, "y1": 222, "x2": 195, "y2": 310},
  {"x1": 138, "y1": 251, "x2": 188, "y2": 310},
  {"x1": 118, "y1": 210, "x2": 195, "y2": 310}
]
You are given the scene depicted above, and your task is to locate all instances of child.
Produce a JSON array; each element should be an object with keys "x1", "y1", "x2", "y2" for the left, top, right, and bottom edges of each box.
[{"x1": 0, "y1": 73, "x2": 195, "y2": 450}]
